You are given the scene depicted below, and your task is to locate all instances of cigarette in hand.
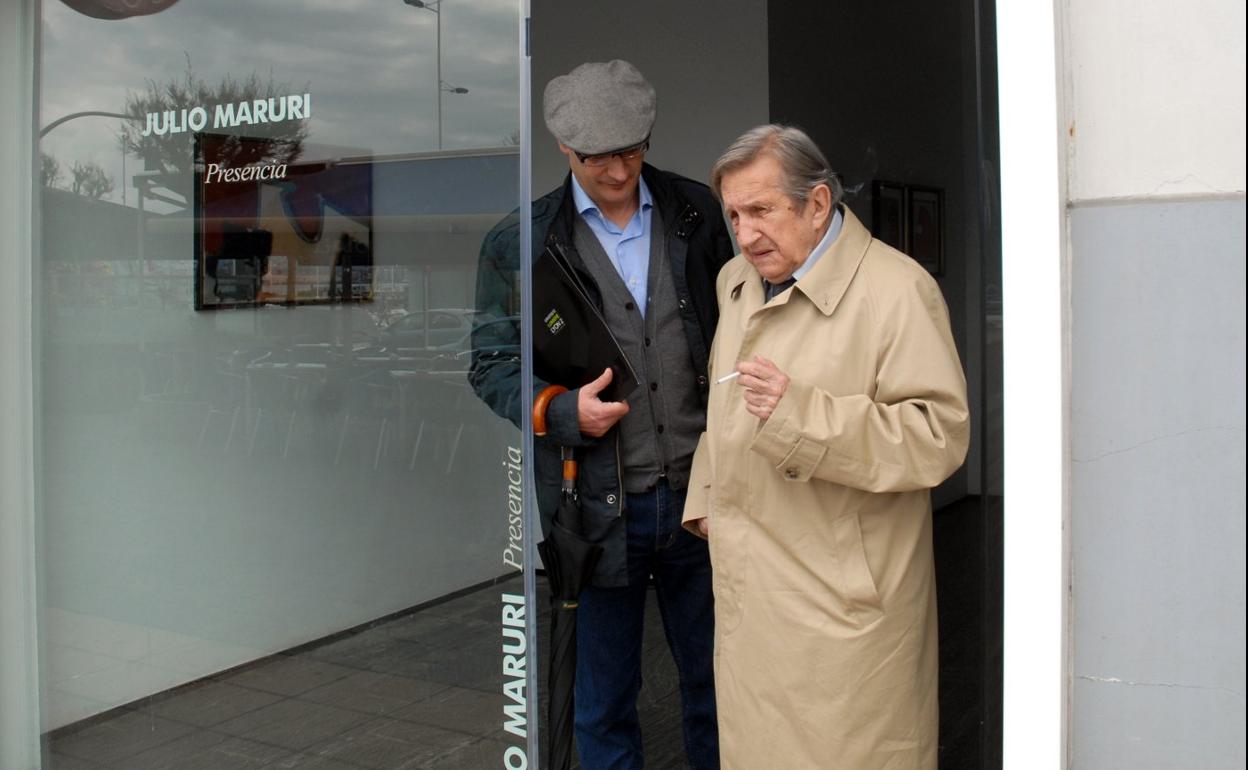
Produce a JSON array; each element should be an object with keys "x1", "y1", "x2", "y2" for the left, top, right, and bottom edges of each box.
[{"x1": 715, "y1": 371, "x2": 741, "y2": 385}]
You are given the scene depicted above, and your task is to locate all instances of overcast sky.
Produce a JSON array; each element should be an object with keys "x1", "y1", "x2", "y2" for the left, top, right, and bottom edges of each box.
[{"x1": 40, "y1": 0, "x2": 521, "y2": 208}]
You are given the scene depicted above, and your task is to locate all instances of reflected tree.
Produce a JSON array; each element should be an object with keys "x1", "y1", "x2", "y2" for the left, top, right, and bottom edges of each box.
[
  {"x1": 41, "y1": 152, "x2": 63, "y2": 189},
  {"x1": 69, "y1": 161, "x2": 115, "y2": 200}
]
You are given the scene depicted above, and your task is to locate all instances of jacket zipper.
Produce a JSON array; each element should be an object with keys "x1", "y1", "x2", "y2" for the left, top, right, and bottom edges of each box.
[{"x1": 613, "y1": 432, "x2": 624, "y2": 518}]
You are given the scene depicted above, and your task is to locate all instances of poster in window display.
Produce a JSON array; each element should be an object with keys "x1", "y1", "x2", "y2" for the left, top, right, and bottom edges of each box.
[{"x1": 193, "y1": 132, "x2": 374, "y2": 310}]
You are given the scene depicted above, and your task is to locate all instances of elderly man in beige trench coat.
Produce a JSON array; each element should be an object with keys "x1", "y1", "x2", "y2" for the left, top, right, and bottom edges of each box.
[{"x1": 683, "y1": 125, "x2": 970, "y2": 770}]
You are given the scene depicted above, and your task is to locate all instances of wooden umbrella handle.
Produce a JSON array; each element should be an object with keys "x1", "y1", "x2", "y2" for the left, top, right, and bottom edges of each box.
[
  {"x1": 532, "y1": 384, "x2": 568, "y2": 437},
  {"x1": 533, "y1": 385, "x2": 577, "y2": 486}
]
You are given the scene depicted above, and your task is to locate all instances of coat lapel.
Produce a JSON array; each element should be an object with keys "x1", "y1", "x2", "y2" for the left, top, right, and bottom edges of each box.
[{"x1": 793, "y1": 206, "x2": 872, "y2": 317}]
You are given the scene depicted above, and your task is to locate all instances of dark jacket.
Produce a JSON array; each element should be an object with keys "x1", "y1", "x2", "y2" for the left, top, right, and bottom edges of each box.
[{"x1": 469, "y1": 164, "x2": 733, "y2": 587}]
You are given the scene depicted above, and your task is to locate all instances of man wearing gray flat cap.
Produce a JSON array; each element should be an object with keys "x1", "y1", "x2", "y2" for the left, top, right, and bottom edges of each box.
[{"x1": 470, "y1": 59, "x2": 731, "y2": 769}]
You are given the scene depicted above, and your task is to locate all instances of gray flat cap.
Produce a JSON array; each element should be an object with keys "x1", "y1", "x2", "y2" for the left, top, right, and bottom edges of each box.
[{"x1": 543, "y1": 60, "x2": 656, "y2": 155}]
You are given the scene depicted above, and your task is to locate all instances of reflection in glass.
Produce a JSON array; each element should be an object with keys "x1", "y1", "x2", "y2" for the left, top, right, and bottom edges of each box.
[
  {"x1": 38, "y1": 0, "x2": 530, "y2": 767},
  {"x1": 194, "y1": 134, "x2": 376, "y2": 309}
]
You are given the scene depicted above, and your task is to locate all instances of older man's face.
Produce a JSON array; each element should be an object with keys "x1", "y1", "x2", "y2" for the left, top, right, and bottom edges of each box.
[
  {"x1": 559, "y1": 142, "x2": 645, "y2": 215},
  {"x1": 720, "y1": 154, "x2": 831, "y2": 284}
]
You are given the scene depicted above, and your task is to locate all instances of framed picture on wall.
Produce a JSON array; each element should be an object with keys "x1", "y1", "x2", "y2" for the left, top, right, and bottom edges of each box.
[
  {"x1": 871, "y1": 180, "x2": 906, "y2": 251},
  {"x1": 906, "y1": 184, "x2": 944, "y2": 276}
]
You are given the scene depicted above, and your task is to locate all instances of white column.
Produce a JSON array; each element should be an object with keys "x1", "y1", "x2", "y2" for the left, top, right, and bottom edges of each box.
[
  {"x1": 996, "y1": 0, "x2": 1067, "y2": 767},
  {"x1": 0, "y1": 0, "x2": 43, "y2": 767}
]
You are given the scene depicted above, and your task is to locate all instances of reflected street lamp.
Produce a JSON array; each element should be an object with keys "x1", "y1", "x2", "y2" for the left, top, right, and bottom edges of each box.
[
  {"x1": 38, "y1": 109, "x2": 130, "y2": 138},
  {"x1": 38, "y1": 109, "x2": 133, "y2": 205},
  {"x1": 404, "y1": 0, "x2": 468, "y2": 149}
]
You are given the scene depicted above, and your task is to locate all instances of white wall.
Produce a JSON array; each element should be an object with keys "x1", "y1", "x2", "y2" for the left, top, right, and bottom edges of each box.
[
  {"x1": 1063, "y1": 0, "x2": 1247, "y2": 766},
  {"x1": 1065, "y1": 0, "x2": 1246, "y2": 200},
  {"x1": 1068, "y1": 198, "x2": 1245, "y2": 769}
]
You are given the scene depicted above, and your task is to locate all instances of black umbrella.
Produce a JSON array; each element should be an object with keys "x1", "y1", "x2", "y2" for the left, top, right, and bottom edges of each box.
[{"x1": 534, "y1": 385, "x2": 603, "y2": 770}]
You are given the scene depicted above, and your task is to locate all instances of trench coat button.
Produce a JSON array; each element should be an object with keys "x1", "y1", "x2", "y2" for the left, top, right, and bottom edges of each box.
[
  {"x1": 696, "y1": 375, "x2": 708, "y2": 387},
  {"x1": 606, "y1": 494, "x2": 617, "y2": 504},
  {"x1": 785, "y1": 467, "x2": 799, "y2": 479}
]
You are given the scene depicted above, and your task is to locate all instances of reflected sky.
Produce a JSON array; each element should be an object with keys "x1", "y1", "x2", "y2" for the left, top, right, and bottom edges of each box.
[{"x1": 39, "y1": 0, "x2": 520, "y2": 208}]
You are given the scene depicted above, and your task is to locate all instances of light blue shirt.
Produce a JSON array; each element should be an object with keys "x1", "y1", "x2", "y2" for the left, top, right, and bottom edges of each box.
[
  {"x1": 570, "y1": 175, "x2": 654, "y2": 316},
  {"x1": 791, "y1": 206, "x2": 844, "y2": 283}
]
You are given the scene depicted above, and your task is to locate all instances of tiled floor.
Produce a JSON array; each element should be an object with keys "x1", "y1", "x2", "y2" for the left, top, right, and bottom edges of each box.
[
  {"x1": 44, "y1": 577, "x2": 687, "y2": 770},
  {"x1": 45, "y1": 497, "x2": 1001, "y2": 770}
]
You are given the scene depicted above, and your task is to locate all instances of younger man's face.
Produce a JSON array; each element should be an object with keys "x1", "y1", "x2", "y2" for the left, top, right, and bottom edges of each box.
[{"x1": 559, "y1": 142, "x2": 646, "y2": 213}]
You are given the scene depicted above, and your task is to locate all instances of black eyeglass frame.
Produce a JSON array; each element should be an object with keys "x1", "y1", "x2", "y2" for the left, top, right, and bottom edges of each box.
[{"x1": 573, "y1": 137, "x2": 651, "y2": 167}]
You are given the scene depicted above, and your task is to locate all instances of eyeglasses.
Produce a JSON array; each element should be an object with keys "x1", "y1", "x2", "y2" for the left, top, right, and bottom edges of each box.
[{"x1": 574, "y1": 138, "x2": 649, "y2": 168}]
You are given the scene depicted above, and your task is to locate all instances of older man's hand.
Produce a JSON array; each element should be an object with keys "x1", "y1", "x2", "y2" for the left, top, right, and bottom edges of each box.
[
  {"x1": 736, "y1": 355, "x2": 789, "y2": 422},
  {"x1": 683, "y1": 516, "x2": 710, "y2": 539}
]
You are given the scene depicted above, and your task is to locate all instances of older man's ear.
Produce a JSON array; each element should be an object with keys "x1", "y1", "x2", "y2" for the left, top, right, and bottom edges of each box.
[{"x1": 809, "y1": 181, "x2": 833, "y2": 229}]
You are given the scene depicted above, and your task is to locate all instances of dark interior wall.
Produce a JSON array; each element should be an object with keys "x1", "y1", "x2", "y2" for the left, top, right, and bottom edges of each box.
[{"x1": 767, "y1": 0, "x2": 986, "y2": 503}]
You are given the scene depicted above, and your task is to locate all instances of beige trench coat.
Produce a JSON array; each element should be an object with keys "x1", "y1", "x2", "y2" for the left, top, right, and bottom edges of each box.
[{"x1": 684, "y1": 208, "x2": 969, "y2": 769}]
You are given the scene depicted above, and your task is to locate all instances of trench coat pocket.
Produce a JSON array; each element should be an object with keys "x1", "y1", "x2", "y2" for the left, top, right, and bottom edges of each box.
[
  {"x1": 683, "y1": 433, "x2": 712, "y2": 538},
  {"x1": 829, "y1": 511, "x2": 884, "y2": 627}
]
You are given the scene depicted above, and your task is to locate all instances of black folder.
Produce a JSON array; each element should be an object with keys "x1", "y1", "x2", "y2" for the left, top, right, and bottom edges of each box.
[{"x1": 532, "y1": 244, "x2": 638, "y2": 403}]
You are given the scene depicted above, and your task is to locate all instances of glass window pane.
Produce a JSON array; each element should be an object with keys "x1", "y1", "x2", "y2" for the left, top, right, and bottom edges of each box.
[{"x1": 37, "y1": 2, "x2": 533, "y2": 768}]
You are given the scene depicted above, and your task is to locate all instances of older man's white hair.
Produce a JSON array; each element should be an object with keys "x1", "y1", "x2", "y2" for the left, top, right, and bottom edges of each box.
[{"x1": 710, "y1": 124, "x2": 843, "y2": 210}]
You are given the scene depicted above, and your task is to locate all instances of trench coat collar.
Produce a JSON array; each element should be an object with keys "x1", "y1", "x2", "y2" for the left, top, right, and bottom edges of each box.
[{"x1": 728, "y1": 205, "x2": 872, "y2": 317}]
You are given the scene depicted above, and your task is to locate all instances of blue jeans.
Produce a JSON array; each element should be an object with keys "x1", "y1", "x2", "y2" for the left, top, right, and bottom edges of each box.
[{"x1": 575, "y1": 480, "x2": 719, "y2": 770}]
